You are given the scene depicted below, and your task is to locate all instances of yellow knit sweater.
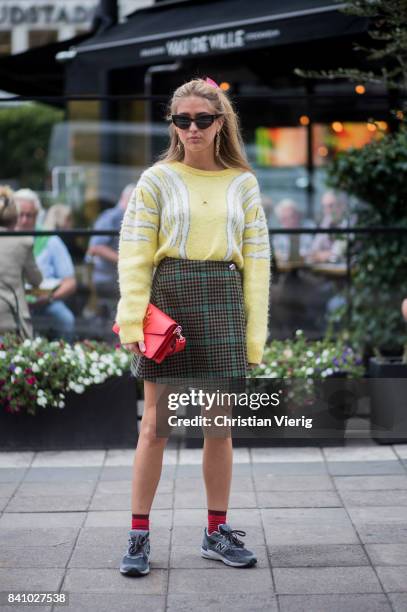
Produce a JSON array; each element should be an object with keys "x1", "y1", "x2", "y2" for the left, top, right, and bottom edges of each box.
[{"x1": 116, "y1": 160, "x2": 271, "y2": 364}]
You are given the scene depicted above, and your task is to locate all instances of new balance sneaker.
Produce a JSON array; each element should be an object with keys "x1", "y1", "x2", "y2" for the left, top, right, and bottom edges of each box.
[
  {"x1": 120, "y1": 529, "x2": 150, "y2": 576},
  {"x1": 201, "y1": 523, "x2": 257, "y2": 567}
]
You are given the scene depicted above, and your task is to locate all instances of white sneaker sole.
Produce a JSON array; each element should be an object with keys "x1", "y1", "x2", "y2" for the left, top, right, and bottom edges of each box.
[
  {"x1": 120, "y1": 564, "x2": 150, "y2": 576},
  {"x1": 201, "y1": 547, "x2": 256, "y2": 567}
]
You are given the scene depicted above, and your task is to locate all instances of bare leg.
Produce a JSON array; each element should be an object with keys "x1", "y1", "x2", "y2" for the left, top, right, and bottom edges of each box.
[
  {"x1": 131, "y1": 381, "x2": 170, "y2": 514},
  {"x1": 202, "y1": 437, "x2": 233, "y2": 511}
]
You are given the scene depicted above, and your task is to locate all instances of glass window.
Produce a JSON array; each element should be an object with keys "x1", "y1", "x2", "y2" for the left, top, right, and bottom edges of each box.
[
  {"x1": 313, "y1": 121, "x2": 389, "y2": 166},
  {"x1": 28, "y1": 30, "x2": 58, "y2": 49},
  {"x1": 0, "y1": 31, "x2": 11, "y2": 56}
]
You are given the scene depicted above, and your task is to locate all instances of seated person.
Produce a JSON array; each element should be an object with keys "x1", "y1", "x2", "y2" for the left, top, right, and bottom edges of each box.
[
  {"x1": 273, "y1": 198, "x2": 315, "y2": 263},
  {"x1": 307, "y1": 190, "x2": 349, "y2": 264},
  {"x1": 14, "y1": 189, "x2": 77, "y2": 342},
  {"x1": 269, "y1": 199, "x2": 316, "y2": 336},
  {"x1": 86, "y1": 184, "x2": 136, "y2": 323}
]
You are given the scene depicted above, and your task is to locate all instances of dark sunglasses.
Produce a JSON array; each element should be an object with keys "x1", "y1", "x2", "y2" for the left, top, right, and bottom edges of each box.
[{"x1": 171, "y1": 113, "x2": 222, "y2": 130}]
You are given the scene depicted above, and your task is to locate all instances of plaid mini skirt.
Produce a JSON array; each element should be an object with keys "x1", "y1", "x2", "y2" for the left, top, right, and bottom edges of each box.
[{"x1": 131, "y1": 257, "x2": 248, "y2": 383}]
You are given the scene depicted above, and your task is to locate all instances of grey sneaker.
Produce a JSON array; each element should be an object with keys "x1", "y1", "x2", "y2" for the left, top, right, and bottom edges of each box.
[
  {"x1": 201, "y1": 523, "x2": 257, "y2": 567},
  {"x1": 120, "y1": 529, "x2": 150, "y2": 576}
]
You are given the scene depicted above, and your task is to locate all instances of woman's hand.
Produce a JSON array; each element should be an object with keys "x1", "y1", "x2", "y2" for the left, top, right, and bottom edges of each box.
[{"x1": 122, "y1": 341, "x2": 146, "y2": 356}]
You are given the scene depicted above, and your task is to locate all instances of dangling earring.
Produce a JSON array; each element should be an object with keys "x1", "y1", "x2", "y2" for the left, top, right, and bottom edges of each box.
[{"x1": 215, "y1": 131, "x2": 221, "y2": 157}]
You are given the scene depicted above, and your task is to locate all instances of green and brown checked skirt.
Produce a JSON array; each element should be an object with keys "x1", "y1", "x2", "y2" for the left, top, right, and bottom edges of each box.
[{"x1": 131, "y1": 257, "x2": 248, "y2": 383}]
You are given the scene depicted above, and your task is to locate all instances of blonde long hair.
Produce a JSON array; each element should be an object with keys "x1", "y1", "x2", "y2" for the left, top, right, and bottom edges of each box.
[
  {"x1": 42, "y1": 204, "x2": 72, "y2": 230},
  {"x1": 0, "y1": 185, "x2": 17, "y2": 228},
  {"x1": 155, "y1": 78, "x2": 253, "y2": 173}
]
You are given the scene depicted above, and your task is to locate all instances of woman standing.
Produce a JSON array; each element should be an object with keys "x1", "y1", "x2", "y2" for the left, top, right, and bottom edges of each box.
[{"x1": 116, "y1": 77, "x2": 271, "y2": 576}]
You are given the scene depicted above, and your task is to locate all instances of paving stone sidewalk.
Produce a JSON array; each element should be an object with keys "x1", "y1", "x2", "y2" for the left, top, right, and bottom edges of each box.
[{"x1": 0, "y1": 441, "x2": 406, "y2": 612}]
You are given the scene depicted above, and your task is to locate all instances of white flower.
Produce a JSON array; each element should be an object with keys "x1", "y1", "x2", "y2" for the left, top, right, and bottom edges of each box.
[
  {"x1": 37, "y1": 396, "x2": 47, "y2": 407},
  {"x1": 38, "y1": 358, "x2": 44, "y2": 366},
  {"x1": 306, "y1": 351, "x2": 314, "y2": 357},
  {"x1": 14, "y1": 355, "x2": 22, "y2": 363},
  {"x1": 0, "y1": 351, "x2": 6, "y2": 359},
  {"x1": 32, "y1": 363, "x2": 40, "y2": 373},
  {"x1": 23, "y1": 339, "x2": 31, "y2": 347},
  {"x1": 14, "y1": 366, "x2": 22, "y2": 375},
  {"x1": 58, "y1": 401, "x2": 65, "y2": 408},
  {"x1": 306, "y1": 367, "x2": 314, "y2": 375},
  {"x1": 37, "y1": 389, "x2": 45, "y2": 396}
]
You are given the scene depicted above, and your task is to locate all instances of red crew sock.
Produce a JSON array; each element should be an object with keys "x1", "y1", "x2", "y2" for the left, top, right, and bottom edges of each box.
[
  {"x1": 208, "y1": 509, "x2": 227, "y2": 534},
  {"x1": 132, "y1": 513, "x2": 149, "y2": 531}
]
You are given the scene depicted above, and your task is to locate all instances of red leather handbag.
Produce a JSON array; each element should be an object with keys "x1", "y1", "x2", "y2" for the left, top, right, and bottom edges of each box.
[{"x1": 112, "y1": 303, "x2": 186, "y2": 364}]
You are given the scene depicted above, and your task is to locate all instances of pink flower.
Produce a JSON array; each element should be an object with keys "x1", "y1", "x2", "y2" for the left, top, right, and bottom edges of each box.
[{"x1": 26, "y1": 376, "x2": 36, "y2": 385}]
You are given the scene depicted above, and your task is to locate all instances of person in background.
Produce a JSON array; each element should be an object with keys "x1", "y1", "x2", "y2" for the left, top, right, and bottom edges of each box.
[
  {"x1": 42, "y1": 203, "x2": 72, "y2": 232},
  {"x1": 270, "y1": 199, "x2": 315, "y2": 335},
  {"x1": 260, "y1": 194, "x2": 273, "y2": 225},
  {"x1": 273, "y1": 198, "x2": 315, "y2": 262},
  {"x1": 14, "y1": 189, "x2": 77, "y2": 342},
  {"x1": 86, "y1": 184, "x2": 136, "y2": 322},
  {"x1": 308, "y1": 190, "x2": 349, "y2": 263},
  {"x1": 402, "y1": 298, "x2": 407, "y2": 322},
  {"x1": 0, "y1": 186, "x2": 42, "y2": 339},
  {"x1": 43, "y1": 203, "x2": 85, "y2": 263}
]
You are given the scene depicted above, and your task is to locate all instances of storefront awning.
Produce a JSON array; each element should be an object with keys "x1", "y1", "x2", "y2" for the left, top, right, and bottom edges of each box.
[
  {"x1": 0, "y1": 32, "x2": 94, "y2": 97},
  {"x1": 73, "y1": 0, "x2": 367, "y2": 67}
]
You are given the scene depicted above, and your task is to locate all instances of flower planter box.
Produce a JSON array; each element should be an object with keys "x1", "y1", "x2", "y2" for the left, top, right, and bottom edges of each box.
[
  {"x1": 369, "y1": 357, "x2": 407, "y2": 444},
  {"x1": 0, "y1": 374, "x2": 139, "y2": 451}
]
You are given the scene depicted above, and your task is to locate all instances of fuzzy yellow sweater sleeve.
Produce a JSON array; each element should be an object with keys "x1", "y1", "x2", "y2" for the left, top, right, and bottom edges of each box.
[
  {"x1": 115, "y1": 180, "x2": 159, "y2": 344},
  {"x1": 241, "y1": 174, "x2": 271, "y2": 364}
]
